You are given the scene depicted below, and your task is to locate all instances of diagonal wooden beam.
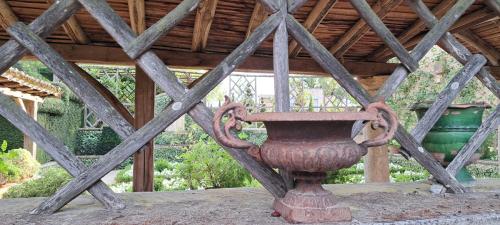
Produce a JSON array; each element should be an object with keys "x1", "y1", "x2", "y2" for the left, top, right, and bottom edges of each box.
[
  {"x1": 288, "y1": 0, "x2": 308, "y2": 13},
  {"x1": 47, "y1": 0, "x2": 90, "y2": 44},
  {"x1": 246, "y1": 2, "x2": 268, "y2": 39},
  {"x1": 329, "y1": 0, "x2": 403, "y2": 58},
  {"x1": 32, "y1": 1, "x2": 284, "y2": 211},
  {"x1": 192, "y1": 0, "x2": 218, "y2": 52},
  {"x1": 455, "y1": 30, "x2": 500, "y2": 66},
  {"x1": 349, "y1": 0, "x2": 419, "y2": 71},
  {"x1": 485, "y1": 0, "x2": 500, "y2": 15},
  {"x1": 289, "y1": 0, "x2": 337, "y2": 57},
  {"x1": 368, "y1": 0, "x2": 455, "y2": 61}
]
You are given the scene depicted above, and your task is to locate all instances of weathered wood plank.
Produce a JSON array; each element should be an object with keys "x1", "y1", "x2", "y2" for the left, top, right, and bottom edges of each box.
[
  {"x1": 485, "y1": 0, "x2": 500, "y2": 16},
  {"x1": 289, "y1": 0, "x2": 337, "y2": 57},
  {"x1": 329, "y1": 0, "x2": 403, "y2": 58},
  {"x1": 258, "y1": 0, "x2": 279, "y2": 13},
  {"x1": 7, "y1": 22, "x2": 135, "y2": 139},
  {"x1": 274, "y1": 0, "x2": 293, "y2": 189},
  {"x1": 246, "y1": 2, "x2": 268, "y2": 39},
  {"x1": 288, "y1": 0, "x2": 308, "y2": 13},
  {"x1": 124, "y1": 0, "x2": 200, "y2": 59},
  {"x1": 405, "y1": 0, "x2": 500, "y2": 98},
  {"x1": 133, "y1": 67, "x2": 155, "y2": 192},
  {"x1": 0, "y1": 93, "x2": 125, "y2": 213},
  {"x1": 349, "y1": 0, "x2": 418, "y2": 71},
  {"x1": 286, "y1": 14, "x2": 466, "y2": 193},
  {"x1": 369, "y1": 0, "x2": 455, "y2": 61},
  {"x1": 192, "y1": 0, "x2": 218, "y2": 52},
  {"x1": 411, "y1": 54, "x2": 487, "y2": 142},
  {"x1": 447, "y1": 105, "x2": 500, "y2": 176},
  {"x1": 0, "y1": 0, "x2": 82, "y2": 74},
  {"x1": 33, "y1": 1, "x2": 285, "y2": 212},
  {"x1": 456, "y1": 31, "x2": 500, "y2": 66},
  {"x1": 19, "y1": 41, "x2": 399, "y2": 76},
  {"x1": 373, "y1": 0, "x2": 476, "y2": 102}
]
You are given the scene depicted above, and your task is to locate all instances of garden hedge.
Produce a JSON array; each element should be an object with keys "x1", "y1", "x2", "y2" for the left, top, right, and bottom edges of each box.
[{"x1": 75, "y1": 127, "x2": 121, "y2": 155}]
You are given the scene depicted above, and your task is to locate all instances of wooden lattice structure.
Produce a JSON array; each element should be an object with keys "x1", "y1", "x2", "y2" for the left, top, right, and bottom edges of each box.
[{"x1": 0, "y1": 0, "x2": 498, "y2": 214}]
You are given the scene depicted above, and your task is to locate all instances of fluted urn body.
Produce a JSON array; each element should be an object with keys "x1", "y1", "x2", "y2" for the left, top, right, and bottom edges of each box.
[{"x1": 213, "y1": 99, "x2": 397, "y2": 224}]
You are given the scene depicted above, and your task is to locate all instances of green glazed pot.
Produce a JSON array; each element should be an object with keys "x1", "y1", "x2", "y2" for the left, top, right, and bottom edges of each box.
[{"x1": 413, "y1": 103, "x2": 489, "y2": 183}]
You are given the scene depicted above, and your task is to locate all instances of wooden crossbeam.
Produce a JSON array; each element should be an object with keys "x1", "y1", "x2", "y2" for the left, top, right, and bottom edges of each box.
[
  {"x1": 15, "y1": 42, "x2": 398, "y2": 76},
  {"x1": 0, "y1": 92, "x2": 125, "y2": 212},
  {"x1": 125, "y1": 0, "x2": 201, "y2": 59},
  {"x1": 405, "y1": 0, "x2": 500, "y2": 98},
  {"x1": 368, "y1": 0, "x2": 456, "y2": 61},
  {"x1": 33, "y1": 0, "x2": 285, "y2": 211},
  {"x1": 411, "y1": 54, "x2": 487, "y2": 142},
  {"x1": 329, "y1": 0, "x2": 403, "y2": 58},
  {"x1": 246, "y1": 2, "x2": 268, "y2": 39},
  {"x1": 46, "y1": 0, "x2": 90, "y2": 44},
  {"x1": 259, "y1": 0, "x2": 279, "y2": 13},
  {"x1": 456, "y1": 31, "x2": 500, "y2": 66},
  {"x1": 288, "y1": 0, "x2": 337, "y2": 57},
  {"x1": 192, "y1": 0, "x2": 218, "y2": 52},
  {"x1": 285, "y1": 14, "x2": 467, "y2": 193},
  {"x1": 373, "y1": 0, "x2": 476, "y2": 101},
  {"x1": 288, "y1": 0, "x2": 308, "y2": 14},
  {"x1": 447, "y1": 105, "x2": 500, "y2": 176},
  {"x1": 485, "y1": 0, "x2": 500, "y2": 16},
  {"x1": 349, "y1": 0, "x2": 418, "y2": 71}
]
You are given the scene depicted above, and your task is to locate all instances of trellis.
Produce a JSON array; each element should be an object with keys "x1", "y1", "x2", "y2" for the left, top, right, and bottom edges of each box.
[{"x1": 0, "y1": 0, "x2": 497, "y2": 215}]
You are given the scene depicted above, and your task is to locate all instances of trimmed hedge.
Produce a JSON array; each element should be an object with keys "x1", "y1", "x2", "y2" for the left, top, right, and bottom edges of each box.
[
  {"x1": 75, "y1": 127, "x2": 121, "y2": 155},
  {"x1": 0, "y1": 117, "x2": 23, "y2": 150}
]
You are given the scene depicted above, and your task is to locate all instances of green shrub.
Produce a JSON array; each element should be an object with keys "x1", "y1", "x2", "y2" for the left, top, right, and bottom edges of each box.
[
  {"x1": 175, "y1": 139, "x2": 252, "y2": 189},
  {"x1": 115, "y1": 165, "x2": 133, "y2": 183},
  {"x1": 0, "y1": 116, "x2": 23, "y2": 150},
  {"x1": 0, "y1": 148, "x2": 40, "y2": 183},
  {"x1": 38, "y1": 98, "x2": 65, "y2": 116},
  {"x1": 154, "y1": 177, "x2": 164, "y2": 191},
  {"x1": 100, "y1": 127, "x2": 121, "y2": 152},
  {"x1": 155, "y1": 159, "x2": 172, "y2": 172},
  {"x1": 3, "y1": 167, "x2": 72, "y2": 198},
  {"x1": 154, "y1": 146, "x2": 183, "y2": 162},
  {"x1": 75, "y1": 129, "x2": 102, "y2": 155}
]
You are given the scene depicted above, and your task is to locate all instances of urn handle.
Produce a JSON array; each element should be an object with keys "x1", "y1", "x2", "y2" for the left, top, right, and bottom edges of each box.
[
  {"x1": 361, "y1": 102, "x2": 398, "y2": 148},
  {"x1": 213, "y1": 96, "x2": 261, "y2": 160}
]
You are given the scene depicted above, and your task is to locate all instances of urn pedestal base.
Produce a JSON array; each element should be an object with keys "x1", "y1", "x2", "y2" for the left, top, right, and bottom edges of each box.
[{"x1": 273, "y1": 172, "x2": 352, "y2": 223}]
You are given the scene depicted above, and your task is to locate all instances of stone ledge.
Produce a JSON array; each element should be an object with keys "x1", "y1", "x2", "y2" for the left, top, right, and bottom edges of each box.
[{"x1": 1, "y1": 180, "x2": 500, "y2": 224}]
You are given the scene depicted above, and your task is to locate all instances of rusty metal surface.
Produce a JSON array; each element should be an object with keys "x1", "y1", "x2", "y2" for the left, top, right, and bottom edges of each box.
[{"x1": 213, "y1": 97, "x2": 398, "y2": 224}]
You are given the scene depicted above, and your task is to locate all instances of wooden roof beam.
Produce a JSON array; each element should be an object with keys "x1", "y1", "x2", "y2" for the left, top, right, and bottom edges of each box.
[
  {"x1": 289, "y1": 0, "x2": 338, "y2": 57},
  {"x1": 0, "y1": 0, "x2": 17, "y2": 29},
  {"x1": 47, "y1": 0, "x2": 90, "y2": 44},
  {"x1": 246, "y1": 2, "x2": 269, "y2": 39},
  {"x1": 128, "y1": 0, "x2": 146, "y2": 34},
  {"x1": 192, "y1": 0, "x2": 218, "y2": 52},
  {"x1": 368, "y1": 0, "x2": 455, "y2": 61},
  {"x1": 485, "y1": 0, "x2": 500, "y2": 16},
  {"x1": 455, "y1": 31, "x2": 500, "y2": 66},
  {"x1": 329, "y1": 0, "x2": 403, "y2": 58}
]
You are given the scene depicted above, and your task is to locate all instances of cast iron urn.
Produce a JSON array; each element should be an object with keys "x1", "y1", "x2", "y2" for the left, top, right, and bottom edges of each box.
[{"x1": 213, "y1": 97, "x2": 398, "y2": 223}]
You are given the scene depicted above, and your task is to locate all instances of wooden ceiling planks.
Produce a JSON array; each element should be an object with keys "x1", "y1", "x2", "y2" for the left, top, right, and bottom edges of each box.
[{"x1": 0, "y1": 0, "x2": 496, "y2": 67}]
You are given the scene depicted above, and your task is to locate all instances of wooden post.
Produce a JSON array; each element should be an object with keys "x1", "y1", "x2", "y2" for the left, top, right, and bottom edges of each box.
[
  {"x1": 23, "y1": 99, "x2": 37, "y2": 157},
  {"x1": 359, "y1": 77, "x2": 389, "y2": 183},
  {"x1": 133, "y1": 66, "x2": 155, "y2": 192}
]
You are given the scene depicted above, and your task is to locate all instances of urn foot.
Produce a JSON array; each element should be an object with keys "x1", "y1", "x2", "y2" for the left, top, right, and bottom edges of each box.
[{"x1": 273, "y1": 172, "x2": 352, "y2": 223}]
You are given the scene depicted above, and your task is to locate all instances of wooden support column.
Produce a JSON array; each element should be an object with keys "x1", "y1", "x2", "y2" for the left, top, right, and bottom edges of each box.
[
  {"x1": 129, "y1": 0, "x2": 155, "y2": 192},
  {"x1": 133, "y1": 67, "x2": 155, "y2": 192},
  {"x1": 23, "y1": 100, "x2": 38, "y2": 157},
  {"x1": 273, "y1": 0, "x2": 293, "y2": 189},
  {"x1": 359, "y1": 77, "x2": 389, "y2": 183}
]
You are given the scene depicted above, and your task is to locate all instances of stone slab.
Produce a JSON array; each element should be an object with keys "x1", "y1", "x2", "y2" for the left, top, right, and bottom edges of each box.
[{"x1": 1, "y1": 180, "x2": 500, "y2": 224}]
